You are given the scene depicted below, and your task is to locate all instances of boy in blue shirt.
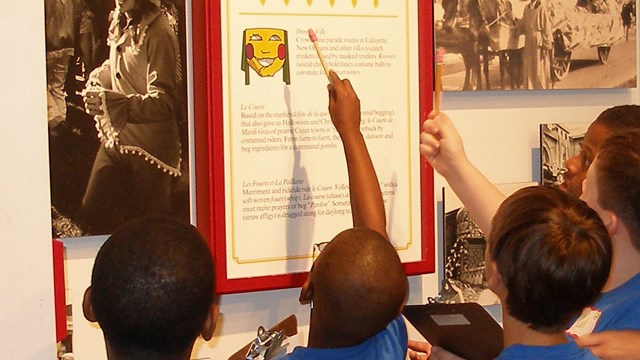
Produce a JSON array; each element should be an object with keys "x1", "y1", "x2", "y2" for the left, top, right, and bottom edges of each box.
[
  {"x1": 287, "y1": 70, "x2": 409, "y2": 359},
  {"x1": 488, "y1": 186, "x2": 611, "y2": 359},
  {"x1": 420, "y1": 186, "x2": 611, "y2": 360},
  {"x1": 417, "y1": 111, "x2": 640, "y2": 360}
]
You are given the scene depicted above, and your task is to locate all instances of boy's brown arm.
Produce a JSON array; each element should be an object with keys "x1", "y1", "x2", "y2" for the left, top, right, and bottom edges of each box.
[{"x1": 327, "y1": 70, "x2": 387, "y2": 239}]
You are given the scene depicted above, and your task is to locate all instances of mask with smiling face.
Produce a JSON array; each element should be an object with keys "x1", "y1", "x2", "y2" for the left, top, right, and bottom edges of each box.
[{"x1": 241, "y1": 28, "x2": 290, "y2": 85}]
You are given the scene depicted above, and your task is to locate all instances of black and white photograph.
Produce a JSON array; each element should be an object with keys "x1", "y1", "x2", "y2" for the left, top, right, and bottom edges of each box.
[
  {"x1": 540, "y1": 122, "x2": 590, "y2": 187},
  {"x1": 441, "y1": 182, "x2": 536, "y2": 305},
  {"x1": 434, "y1": 0, "x2": 637, "y2": 91},
  {"x1": 45, "y1": 0, "x2": 191, "y2": 238}
]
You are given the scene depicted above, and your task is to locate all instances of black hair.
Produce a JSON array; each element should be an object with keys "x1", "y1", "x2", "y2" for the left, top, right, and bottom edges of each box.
[
  {"x1": 593, "y1": 105, "x2": 640, "y2": 133},
  {"x1": 90, "y1": 215, "x2": 215, "y2": 357},
  {"x1": 312, "y1": 228, "x2": 408, "y2": 345},
  {"x1": 119, "y1": 0, "x2": 158, "y2": 25}
]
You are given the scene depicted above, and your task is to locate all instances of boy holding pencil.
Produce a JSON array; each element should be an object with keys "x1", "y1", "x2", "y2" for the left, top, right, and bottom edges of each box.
[{"x1": 286, "y1": 70, "x2": 409, "y2": 359}]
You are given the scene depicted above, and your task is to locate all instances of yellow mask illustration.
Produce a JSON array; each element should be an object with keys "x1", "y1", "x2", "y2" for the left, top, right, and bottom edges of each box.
[{"x1": 241, "y1": 28, "x2": 291, "y2": 85}]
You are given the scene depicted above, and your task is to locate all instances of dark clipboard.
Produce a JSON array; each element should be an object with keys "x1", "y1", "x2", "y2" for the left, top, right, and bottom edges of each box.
[{"x1": 403, "y1": 302, "x2": 503, "y2": 360}]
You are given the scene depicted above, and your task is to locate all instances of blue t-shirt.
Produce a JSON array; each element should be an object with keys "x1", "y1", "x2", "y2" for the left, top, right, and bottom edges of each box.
[
  {"x1": 495, "y1": 342, "x2": 597, "y2": 359},
  {"x1": 567, "y1": 272, "x2": 640, "y2": 335},
  {"x1": 284, "y1": 315, "x2": 408, "y2": 359},
  {"x1": 590, "y1": 272, "x2": 640, "y2": 331}
]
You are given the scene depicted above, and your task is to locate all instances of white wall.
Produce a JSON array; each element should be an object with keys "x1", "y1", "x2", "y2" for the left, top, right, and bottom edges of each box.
[
  {"x1": 2, "y1": 0, "x2": 638, "y2": 359},
  {"x1": 0, "y1": 1, "x2": 55, "y2": 358}
]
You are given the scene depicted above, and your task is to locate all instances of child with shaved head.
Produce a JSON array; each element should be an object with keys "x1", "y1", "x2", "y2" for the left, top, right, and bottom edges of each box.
[
  {"x1": 83, "y1": 215, "x2": 219, "y2": 360},
  {"x1": 304, "y1": 228, "x2": 408, "y2": 350},
  {"x1": 287, "y1": 70, "x2": 409, "y2": 359}
]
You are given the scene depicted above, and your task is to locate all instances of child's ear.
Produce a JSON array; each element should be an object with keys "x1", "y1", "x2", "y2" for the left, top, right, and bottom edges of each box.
[
  {"x1": 485, "y1": 260, "x2": 505, "y2": 298},
  {"x1": 299, "y1": 276, "x2": 313, "y2": 305},
  {"x1": 82, "y1": 287, "x2": 97, "y2": 323},
  {"x1": 603, "y1": 211, "x2": 619, "y2": 236},
  {"x1": 201, "y1": 304, "x2": 219, "y2": 341}
]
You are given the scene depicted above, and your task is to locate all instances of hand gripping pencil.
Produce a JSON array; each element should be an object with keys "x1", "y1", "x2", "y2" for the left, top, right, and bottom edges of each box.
[
  {"x1": 434, "y1": 48, "x2": 445, "y2": 114},
  {"x1": 308, "y1": 28, "x2": 332, "y2": 83}
]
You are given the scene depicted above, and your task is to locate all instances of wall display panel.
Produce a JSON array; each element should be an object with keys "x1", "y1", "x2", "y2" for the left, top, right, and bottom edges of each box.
[
  {"x1": 197, "y1": 0, "x2": 435, "y2": 293},
  {"x1": 45, "y1": 0, "x2": 193, "y2": 238},
  {"x1": 434, "y1": 0, "x2": 637, "y2": 91}
]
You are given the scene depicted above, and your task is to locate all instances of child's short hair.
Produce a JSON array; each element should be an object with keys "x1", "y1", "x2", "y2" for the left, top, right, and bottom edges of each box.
[
  {"x1": 593, "y1": 105, "x2": 640, "y2": 133},
  {"x1": 595, "y1": 129, "x2": 640, "y2": 249},
  {"x1": 90, "y1": 215, "x2": 215, "y2": 356},
  {"x1": 311, "y1": 228, "x2": 408, "y2": 343},
  {"x1": 489, "y1": 186, "x2": 611, "y2": 332}
]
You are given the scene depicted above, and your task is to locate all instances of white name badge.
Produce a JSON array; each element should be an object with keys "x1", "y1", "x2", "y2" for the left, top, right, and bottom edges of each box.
[{"x1": 566, "y1": 307, "x2": 602, "y2": 338}]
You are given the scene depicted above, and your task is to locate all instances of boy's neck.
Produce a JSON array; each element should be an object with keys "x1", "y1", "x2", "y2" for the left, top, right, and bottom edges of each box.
[
  {"x1": 502, "y1": 312, "x2": 568, "y2": 348},
  {"x1": 603, "y1": 232, "x2": 640, "y2": 291},
  {"x1": 106, "y1": 341, "x2": 193, "y2": 360},
  {"x1": 308, "y1": 314, "x2": 365, "y2": 349},
  {"x1": 308, "y1": 327, "x2": 361, "y2": 349}
]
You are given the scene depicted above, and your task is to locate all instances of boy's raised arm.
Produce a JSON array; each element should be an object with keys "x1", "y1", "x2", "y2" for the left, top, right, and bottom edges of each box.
[
  {"x1": 420, "y1": 112, "x2": 505, "y2": 236},
  {"x1": 327, "y1": 70, "x2": 387, "y2": 239}
]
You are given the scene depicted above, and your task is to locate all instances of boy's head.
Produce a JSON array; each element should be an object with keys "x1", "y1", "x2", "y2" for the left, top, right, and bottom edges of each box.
[
  {"x1": 486, "y1": 186, "x2": 611, "y2": 333},
  {"x1": 592, "y1": 105, "x2": 640, "y2": 133},
  {"x1": 561, "y1": 105, "x2": 640, "y2": 197},
  {"x1": 300, "y1": 228, "x2": 408, "y2": 346},
  {"x1": 83, "y1": 215, "x2": 218, "y2": 359},
  {"x1": 582, "y1": 129, "x2": 640, "y2": 250}
]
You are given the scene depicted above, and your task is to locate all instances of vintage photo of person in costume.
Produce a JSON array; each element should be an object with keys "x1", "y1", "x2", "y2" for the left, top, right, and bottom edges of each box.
[
  {"x1": 440, "y1": 182, "x2": 535, "y2": 304},
  {"x1": 46, "y1": 0, "x2": 190, "y2": 237}
]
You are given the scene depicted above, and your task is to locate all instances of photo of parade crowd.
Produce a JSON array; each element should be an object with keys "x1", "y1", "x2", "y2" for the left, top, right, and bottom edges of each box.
[{"x1": 434, "y1": 0, "x2": 637, "y2": 91}]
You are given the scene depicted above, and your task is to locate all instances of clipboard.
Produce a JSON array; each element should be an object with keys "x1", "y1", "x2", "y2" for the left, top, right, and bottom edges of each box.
[
  {"x1": 403, "y1": 302, "x2": 503, "y2": 360},
  {"x1": 228, "y1": 314, "x2": 298, "y2": 360}
]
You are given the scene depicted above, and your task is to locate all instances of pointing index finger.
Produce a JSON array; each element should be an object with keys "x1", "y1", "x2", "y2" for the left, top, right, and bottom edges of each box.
[{"x1": 330, "y1": 70, "x2": 342, "y2": 84}]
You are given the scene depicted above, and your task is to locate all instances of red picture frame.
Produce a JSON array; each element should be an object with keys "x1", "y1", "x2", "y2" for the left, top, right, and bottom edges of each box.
[
  {"x1": 53, "y1": 239, "x2": 67, "y2": 342},
  {"x1": 193, "y1": 0, "x2": 434, "y2": 294}
]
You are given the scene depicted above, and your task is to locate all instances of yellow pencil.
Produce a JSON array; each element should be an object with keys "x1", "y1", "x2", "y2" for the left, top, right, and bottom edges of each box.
[
  {"x1": 308, "y1": 28, "x2": 332, "y2": 83},
  {"x1": 435, "y1": 48, "x2": 445, "y2": 114}
]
